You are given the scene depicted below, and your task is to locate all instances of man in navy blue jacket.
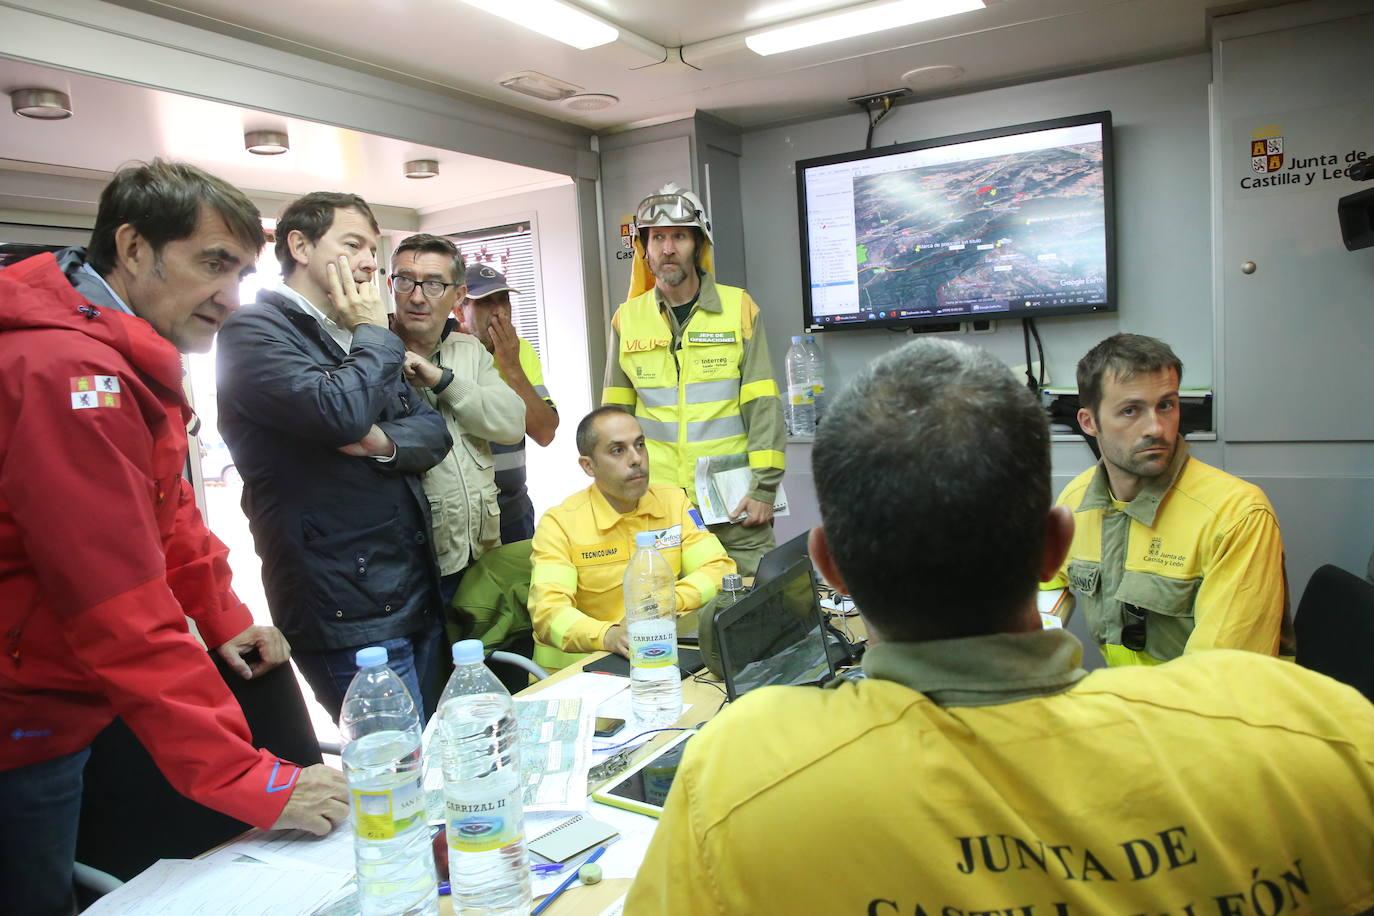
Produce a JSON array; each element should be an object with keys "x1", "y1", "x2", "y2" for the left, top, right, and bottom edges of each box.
[{"x1": 217, "y1": 192, "x2": 451, "y2": 721}]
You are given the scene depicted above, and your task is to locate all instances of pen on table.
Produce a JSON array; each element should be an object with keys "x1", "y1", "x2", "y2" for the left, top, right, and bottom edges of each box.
[
  {"x1": 532, "y1": 862, "x2": 565, "y2": 876},
  {"x1": 531, "y1": 845, "x2": 607, "y2": 916}
]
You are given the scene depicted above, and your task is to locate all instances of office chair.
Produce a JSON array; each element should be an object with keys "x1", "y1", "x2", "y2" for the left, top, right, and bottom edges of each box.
[
  {"x1": 1295, "y1": 563, "x2": 1374, "y2": 703},
  {"x1": 444, "y1": 540, "x2": 540, "y2": 694},
  {"x1": 75, "y1": 652, "x2": 324, "y2": 882},
  {"x1": 489, "y1": 650, "x2": 548, "y2": 682},
  {"x1": 74, "y1": 861, "x2": 124, "y2": 907}
]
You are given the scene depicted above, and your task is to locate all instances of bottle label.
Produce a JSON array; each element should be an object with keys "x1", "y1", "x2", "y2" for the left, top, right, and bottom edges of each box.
[
  {"x1": 788, "y1": 383, "x2": 814, "y2": 406},
  {"x1": 629, "y1": 619, "x2": 678, "y2": 669},
  {"x1": 446, "y1": 793, "x2": 523, "y2": 853},
  {"x1": 812, "y1": 381, "x2": 825, "y2": 397},
  {"x1": 352, "y1": 775, "x2": 424, "y2": 841}
]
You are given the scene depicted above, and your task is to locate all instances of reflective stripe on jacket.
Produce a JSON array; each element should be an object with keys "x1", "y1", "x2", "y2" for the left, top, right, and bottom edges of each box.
[
  {"x1": 528, "y1": 483, "x2": 735, "y2": 671},
  {"x1": 492, "y1": 337, "x2": 554, "y2": 525},
  {"x1": 609, "y1": 287, "x2": 757, "y2": 492}
]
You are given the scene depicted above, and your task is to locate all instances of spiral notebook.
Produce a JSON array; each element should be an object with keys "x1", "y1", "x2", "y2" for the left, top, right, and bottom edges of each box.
[{"x1": 528, "y1": 814, "x2": 620, "y2": 863}]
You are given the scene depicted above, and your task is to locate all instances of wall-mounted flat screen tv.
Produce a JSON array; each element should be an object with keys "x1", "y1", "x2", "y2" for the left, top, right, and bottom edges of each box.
[{"x1": 797, "y1": 111, "x2": 1115, "y2": 331}]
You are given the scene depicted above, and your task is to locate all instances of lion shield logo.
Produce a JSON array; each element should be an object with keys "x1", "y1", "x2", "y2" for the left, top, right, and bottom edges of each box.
[{"x1": 1250, "y1": 129, "x2": 1283, "y2": 174}]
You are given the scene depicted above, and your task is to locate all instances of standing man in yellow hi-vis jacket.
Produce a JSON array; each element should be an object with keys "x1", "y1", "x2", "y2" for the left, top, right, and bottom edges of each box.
[
  {"x1": 528, "y1": 406, "x2": 736, "y2": 672},
  {"x1": 1044, "y1": 333, "x2": 1295, "y2": 666},
  {"x1": 603, "y1": 183, "x2": 786, "y2": 577}
]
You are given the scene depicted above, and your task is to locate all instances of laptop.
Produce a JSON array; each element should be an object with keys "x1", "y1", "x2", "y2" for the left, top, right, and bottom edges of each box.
[
  {"x1": 715, "y1": 556, "x2": 839, "y2": 701},
  {"x1": 753, "y1": 530, "x2": 811, "y2": 587},
  {"x1": 679, "y1": 530, "x2": 812, "y2": 644}
]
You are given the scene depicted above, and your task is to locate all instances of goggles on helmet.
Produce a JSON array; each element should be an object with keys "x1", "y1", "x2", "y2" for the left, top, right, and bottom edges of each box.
[{"x1": 635, "y1": 193, "x2": 704, "y2": 228}]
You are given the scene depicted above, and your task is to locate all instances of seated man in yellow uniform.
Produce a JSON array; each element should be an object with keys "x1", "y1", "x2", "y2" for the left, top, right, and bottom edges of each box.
[
  {"x1": 528, "y1": 405, "x2": 735, "y2": 671},
  {"x1": 626, "y1": 338, "x2": 1374, "y2": 915},
  {"x1": 1045, "y1": 333, "x2": 1293, "y2": 665}
]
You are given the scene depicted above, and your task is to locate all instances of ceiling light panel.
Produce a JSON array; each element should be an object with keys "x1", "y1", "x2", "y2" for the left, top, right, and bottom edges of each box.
[
  {"x1": 10, "y1": 88, "x2": 73, "y2": 120},
  {"x1": 460, "y1": 0, "x2": 619, "y2": 50},
  {"x1": 244, "y1": 130, "x2": 289, "y2": 155},
  {"x1": 498, "y1": 71, "x2": 583, "y2": 102},
  {"x1": 562, "y1": 93, "x2": 618, "y2": 111},
  {"x1": 746, "y1": 0, "x2": 984, "y2": 56},
  {"x1": 404, "y1": 159, "x2": 439, "y2": 179}
]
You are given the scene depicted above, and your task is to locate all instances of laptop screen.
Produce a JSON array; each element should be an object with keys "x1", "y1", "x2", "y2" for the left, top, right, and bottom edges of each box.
[
  {"x1": 717, "y1": 556, "x2": 836, "y2": 700},
  {"x1": 753, "y1": 530, "x2": 810, "y2": 587}
]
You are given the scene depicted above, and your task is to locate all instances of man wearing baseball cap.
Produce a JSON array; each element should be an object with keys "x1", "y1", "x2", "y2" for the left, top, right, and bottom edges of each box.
[{"x1": 460, "y1": 264, "x2": 559, "y2": 544}]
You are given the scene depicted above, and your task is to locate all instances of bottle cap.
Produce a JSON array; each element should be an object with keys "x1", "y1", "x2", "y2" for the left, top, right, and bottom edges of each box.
[
  {"x1": 791, "y1": 335, "x2": 803, "y2": 343},
  {"x1": 635, "y1": 531, "x2": 657, "y2": 548},
  {"x1": 355, "y1": 646, "x2": 387, "y2": 668},
  {"x1": 452, "y1": 639, "x2": 485, "y2": 666}
]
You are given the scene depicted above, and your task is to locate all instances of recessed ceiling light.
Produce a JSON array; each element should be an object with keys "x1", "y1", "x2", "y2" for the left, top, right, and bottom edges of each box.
[
  {"x1": 460, "y1": 0, "x2": 618, "y2": 50},
  {"x1": 10, "y1": 88, "x2": 73, "y2": 120},
  {"x1": 901, "y1": 64, "x2": 964, "y2": 88},
  {"x1": 499, "y1": 71, "x2": 583, "y2": 102},
  {"x1": 404, "y1": 159, "x2": 439, "y2": 179},
  {"x1": 746, "y1": 0, "x2": 984, "y2": 56},
  {"x1": 244, "y1": 130, "x2": 289, "y2": 155},
  {"x1": 562, "y1": 93, "x2": 619, "y2": 112}
]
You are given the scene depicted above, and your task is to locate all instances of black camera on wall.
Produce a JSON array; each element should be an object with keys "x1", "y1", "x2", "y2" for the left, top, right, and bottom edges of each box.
[{"x1": 1338, "y1": 155, "x2": 1374, "y2": 251}]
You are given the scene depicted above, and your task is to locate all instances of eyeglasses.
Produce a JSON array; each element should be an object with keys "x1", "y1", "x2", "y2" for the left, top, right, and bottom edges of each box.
[
  {"x1": 1120, "y1": 604, "x2": 1148, "y2": 652},
  {"x1": 390, "y1": 275, "x2": 459, "y2": 299},
  {"x1": 635, "y1": 193, "x2": 702, "y2": 226}
]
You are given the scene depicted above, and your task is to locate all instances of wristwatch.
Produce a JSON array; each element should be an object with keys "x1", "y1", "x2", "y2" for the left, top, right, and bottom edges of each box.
[{"x1": 432, "y1": 367, "x2": 455, "y2": 393}]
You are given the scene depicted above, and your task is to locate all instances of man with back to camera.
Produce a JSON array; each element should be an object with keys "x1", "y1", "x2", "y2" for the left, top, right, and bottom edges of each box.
[
  {"x1": 603, "y1": 183, "x2": 786, "y2": 577},
  {"x1": 1045, "y1": 333, "x2": 1294, "y2": 665},
  {"x1": 217, "y1": 192, "x2": 451, "y2": 721},
  {"x1": 626, "y1": 337, "x2": 1374, "y2": 913},
  {"x1": 0, "y1": 161, "x2": 348, "y2": 915},
  {"x1": 458, "y1": 263, "x2": 558, "y2": 544},
  {"x1": 528, "y1": 406, "x2": 735, "y2": 671},
  {"x1": 386, "y1": 233, "x2": 525, "y2": 605}
]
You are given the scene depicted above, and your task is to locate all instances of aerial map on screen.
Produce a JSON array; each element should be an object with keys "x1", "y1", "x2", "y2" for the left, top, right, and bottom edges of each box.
[{"x1": 801, "y1": 118, "x2": 1111, "y2": 328}]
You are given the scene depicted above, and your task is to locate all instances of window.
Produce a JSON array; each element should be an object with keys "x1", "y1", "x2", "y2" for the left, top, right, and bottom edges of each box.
[{"x1": 445, "y1": 221, "x2": 545, "y2": 361}]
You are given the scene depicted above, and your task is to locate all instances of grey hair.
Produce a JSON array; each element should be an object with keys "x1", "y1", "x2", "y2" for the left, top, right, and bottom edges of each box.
[
  {"x1": 812, "y1": 337, "x2": 1051, "y2": 640},
  {"x1": 391, "y1": 233, "x2": 467, "y2": 287}
]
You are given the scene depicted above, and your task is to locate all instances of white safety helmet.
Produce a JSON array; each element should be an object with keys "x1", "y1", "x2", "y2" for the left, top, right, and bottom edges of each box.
[{"x1": 633, "y1": 182, "x2": 713, "y2": 245}]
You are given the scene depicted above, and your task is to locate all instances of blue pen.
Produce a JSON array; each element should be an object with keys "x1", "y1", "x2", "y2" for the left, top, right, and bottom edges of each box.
[
  {"x1": 531, "y1": 845, "x2": 607, "y2": 916},
  {"x1": 532, "y1": 863, "x2": 565, "y2": 875}
]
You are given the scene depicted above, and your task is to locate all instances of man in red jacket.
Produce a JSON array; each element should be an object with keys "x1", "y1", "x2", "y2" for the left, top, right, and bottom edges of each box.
[{"x1": 0, "y1": 160, "x2": 347, "y2": 915}]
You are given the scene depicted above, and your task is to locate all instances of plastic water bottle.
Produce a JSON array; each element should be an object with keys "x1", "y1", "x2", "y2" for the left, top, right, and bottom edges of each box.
[
  {"x1": 340, "y1": 647, "x2": 438, "y2": 916},
  {"x1": 437, "y1": 640, "x2": 531, "y2": 916},
  {"x1": 624, "y1": 531, "x2": 683, "y2": 726},
  {"x1": 785, "y1": 335, "x2": 816, "y2": 437},
  {"x1": 804, "y1": 335, "x2": 826, "y2": 424}
]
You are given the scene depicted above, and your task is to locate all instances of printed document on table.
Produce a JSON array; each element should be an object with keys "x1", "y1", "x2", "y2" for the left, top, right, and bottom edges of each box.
[
  {"x1": 516, "y1": 695, "x2": 596, "y2": 810},
  {"x1": 200, "y1": 823, "x2": 354, "y2": 872},
  {"x1": 597, "y1": 896, "x2": 627, "y2": 916},
  {"x1": 420, "y1": 696, "x2": 593, "y2": 815},
  {"x1": 83, "y1": 859, "x2": 351, "y2": 915},
  {"x1": 693, "y1": 454, "x2": 789, "y2": 526},
  {"x1": 530, "y1": 672, "x2": 631, "y2": 709}
]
